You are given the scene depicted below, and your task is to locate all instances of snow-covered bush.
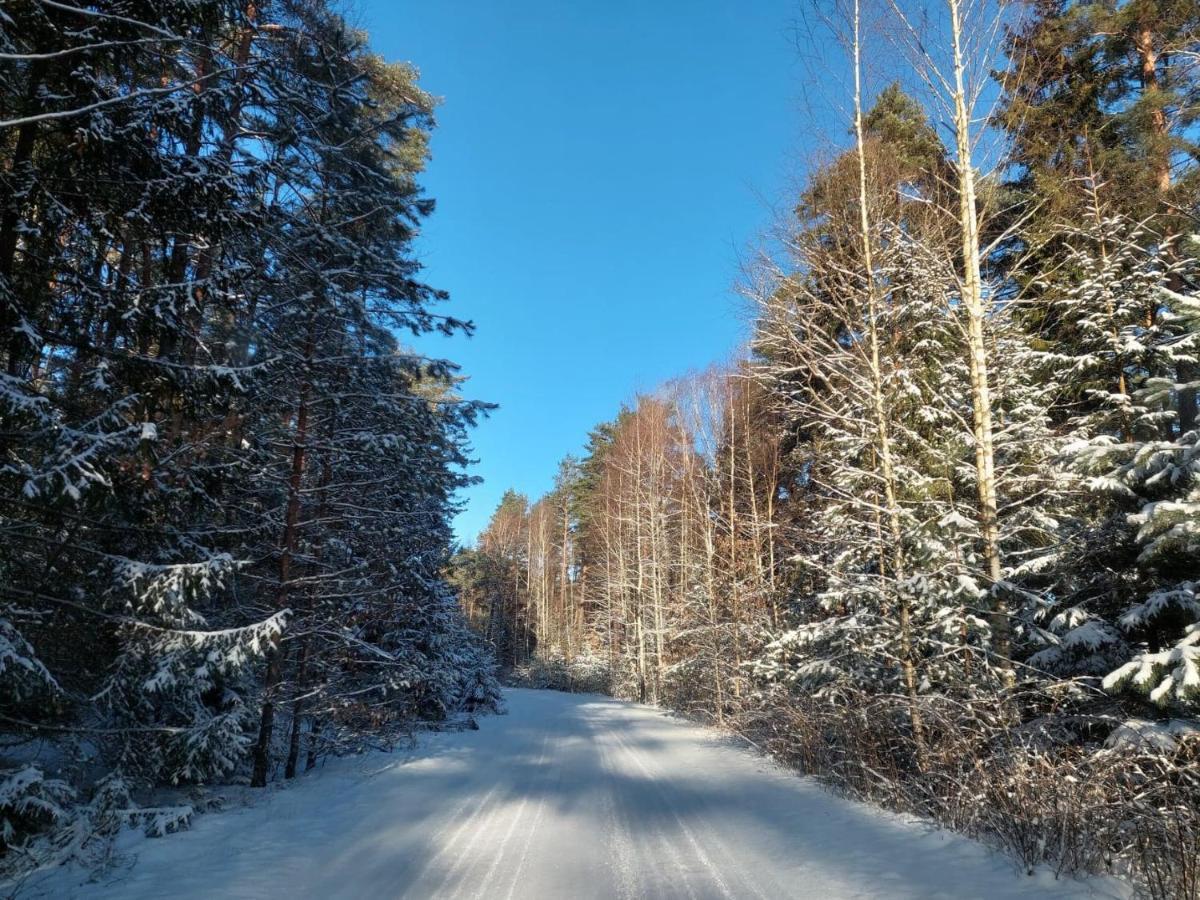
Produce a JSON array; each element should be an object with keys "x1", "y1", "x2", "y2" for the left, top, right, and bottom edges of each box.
[
  {"x1": 736, "y1": 682, "x2": 1200, "y2": 900},
  {"x1": 0, "y1": 766, "x2": 73, "y2": 857},
  {"x1": 509, "y1": 648, "x2": 613, "y2": 695},
  {"x1": 564, "y1": 649, "x2": 613, "y2": 694}
]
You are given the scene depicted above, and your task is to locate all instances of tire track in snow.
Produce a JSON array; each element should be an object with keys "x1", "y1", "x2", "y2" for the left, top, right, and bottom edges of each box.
[
  {"x1": 433, "y1": 727, "x2": 561, "y2": 898},
  {"x1": 502, "y1": 731, "x2": 562, "y2": 900},
  {"x1": 603, "y1": 709, "x2": 773, "y2": 900},
  {"x1": 472, "y1": 731, "x2": 553, "y2": 899},
  {"x1": 629, "y1": 719, "x2": 783, "y2": 900},
  {"x1": 605, "y1": 722, "x2": 730, "y2": 900},
  {"x1": 632, "y1": 713, "x2": 778, "y2": 899},
  {"x1": 400, "y1": 777, "x2": 504, "y2": 898},
  {"x1": 431, "y1": 772, "x2": 521, "y2": 897},
  {"x1": 586, "y1": 713, "x2": 649, "y2": 900},
  {"x1": 595, "y1": 710, "x2": 710, "y2": 900}
]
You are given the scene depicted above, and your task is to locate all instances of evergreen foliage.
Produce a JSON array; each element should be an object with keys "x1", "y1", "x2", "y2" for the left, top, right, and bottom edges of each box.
[{"x1": 0, "y1": 0, "x2": 497, "y2": 872}]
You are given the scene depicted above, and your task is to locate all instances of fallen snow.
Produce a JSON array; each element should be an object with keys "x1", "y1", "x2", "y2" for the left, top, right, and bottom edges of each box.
[{"x1": 22, "y1": 689, "x2": 1128, "y2": 899}]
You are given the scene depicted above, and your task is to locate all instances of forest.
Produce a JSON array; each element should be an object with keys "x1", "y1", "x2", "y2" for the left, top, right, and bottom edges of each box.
[
  {"x1": 453, "y1": 0, "x2": 1200, "y2": 896},
  {"x1": 0, "y1": 0, "x2": 499, "y2": 878},
  {"x1": 1, "y1": 0, "x2": 1199, "y2": 897}
]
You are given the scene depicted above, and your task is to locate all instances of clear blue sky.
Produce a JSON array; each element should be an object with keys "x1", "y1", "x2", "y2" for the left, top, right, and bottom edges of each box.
[{"x1": 357, "y1": 1, "x2": 811, "y2": 543}]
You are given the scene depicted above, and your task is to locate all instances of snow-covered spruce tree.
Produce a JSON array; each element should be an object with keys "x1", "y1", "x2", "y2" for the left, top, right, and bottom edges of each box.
[
  {"x1": 1019, "y1": 188, "x2": 1179, "y2": 679},
  {"x1": 748, "y1": 228, "x2": 1057, "y2": 704},
  {"x1": 1062, "y1": 229, "x2": 1200, "y2": 710},
  {"x1": 747, "y1": 72, "x2": 1006, "y2": 726},
  {"x1": 749, "y1": 228, "x2": 963, "y2": 723},
  {"x1": 748, "y1": 72, "x2": 1073, "y2": 755},
  {"x1": 990, "y1": 0, "x2": 1200, "y2": 706},
  {"x1": 264, "y1": 359, "x2": 499, "y2": 775}
]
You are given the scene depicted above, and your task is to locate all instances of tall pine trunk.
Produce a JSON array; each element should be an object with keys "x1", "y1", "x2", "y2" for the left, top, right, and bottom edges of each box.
[{"x1": 251, "y1": 326, "x2": 314, "y2": 787}]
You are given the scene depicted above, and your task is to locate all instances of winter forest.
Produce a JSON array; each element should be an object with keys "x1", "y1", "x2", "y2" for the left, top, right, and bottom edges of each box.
[
  {"x1": 1, "y1": 0, "x2": 1199, "y2": 898},
  {"x1": 456, "y1": 0, "x2": 1200, "y2": 895}
]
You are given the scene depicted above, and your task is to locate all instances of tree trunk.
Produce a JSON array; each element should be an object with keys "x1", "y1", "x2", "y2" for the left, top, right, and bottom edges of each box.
[
  {"x1": 852, "y1": 0, "x2": 926, "y2": 757},
  {"x1": 284, "y1": 637, "x2": 311, "y2": 779},
  {"x1": 251, "y1": 327, "x2": 314, "y2": 787},
  {"x1": 948, "y1": 0, "x2": 1008, "y2": 682},
  {"x1": 1, "y1": 65, "x2": 43, "y2": 376}
]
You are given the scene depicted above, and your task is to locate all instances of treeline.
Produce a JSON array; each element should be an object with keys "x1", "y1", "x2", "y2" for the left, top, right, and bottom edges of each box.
[
  {"x1": 0, "y1": 0, "x2": 497, "y2": 872},
  {"x1": 456, "y1": 0, "x2": 1199, "y2": 895},
  {"x1": 455, "y1": 371, "x2": 783, "y2": 709}
]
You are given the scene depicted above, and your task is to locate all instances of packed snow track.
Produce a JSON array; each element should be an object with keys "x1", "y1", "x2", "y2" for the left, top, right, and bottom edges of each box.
[{"x1": 44, "y1": 689, "x2": 1122, "y2": 899}]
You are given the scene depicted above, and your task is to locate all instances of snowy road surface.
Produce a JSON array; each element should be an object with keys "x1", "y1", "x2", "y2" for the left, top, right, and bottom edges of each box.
[{"x1": 44, "y1": 689, "x2": 1124, "y2": 899}]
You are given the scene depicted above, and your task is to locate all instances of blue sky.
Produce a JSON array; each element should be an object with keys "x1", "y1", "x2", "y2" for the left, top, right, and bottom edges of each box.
[{"x1": 357, "y1": 1, "x2": 812, "y2": 543}]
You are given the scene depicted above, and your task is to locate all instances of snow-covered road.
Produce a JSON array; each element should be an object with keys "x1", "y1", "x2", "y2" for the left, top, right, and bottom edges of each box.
[{"x1": 45, "y1": 689, "x2": 1124, "y2": 899}]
